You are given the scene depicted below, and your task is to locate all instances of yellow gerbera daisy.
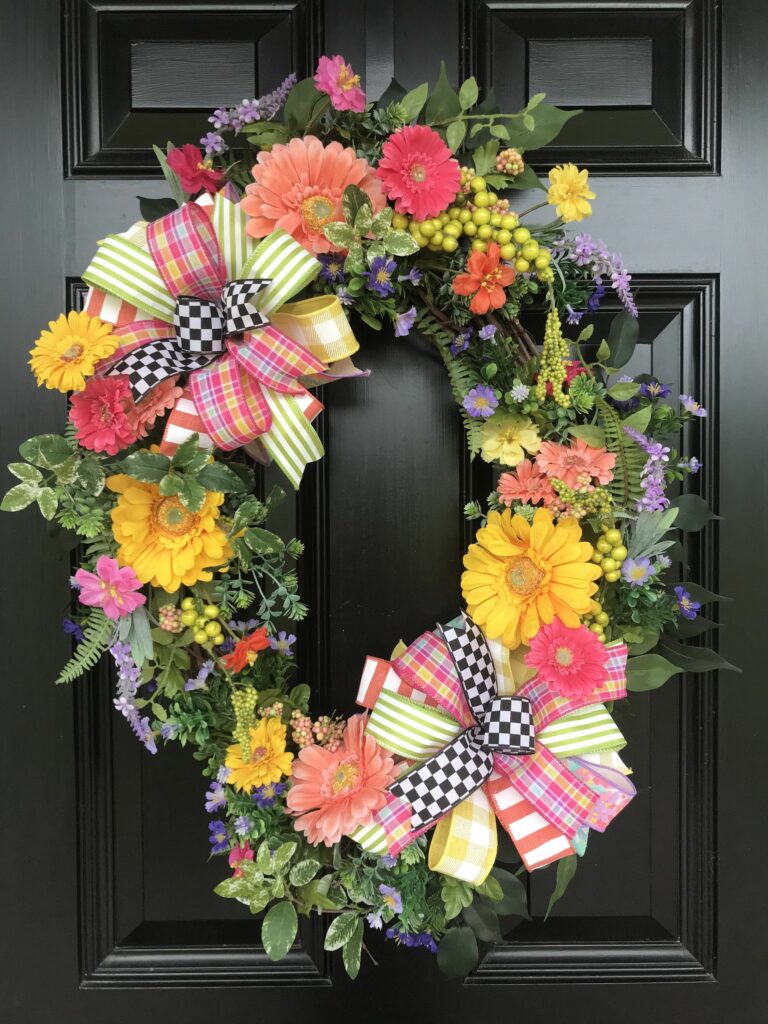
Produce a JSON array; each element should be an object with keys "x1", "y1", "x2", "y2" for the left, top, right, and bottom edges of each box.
[
  {"x1": 29, "y1": 311, "x2": 117, "y2": 392},
  {"x1": 225, "y1": 718, "x2": 294, "y2": 792},
  {"x1": 480, "y1": 413, "x2": 541, "y2": 466},
  {"x1": 107, "y1": 474, "x2": 232, "y2": 592},
  {"x1": 461, "y1": 507, "x2": 601, "y2": 649},
  {"x1": 547, "y1": 163, "x2": 595, "y2": 223}
]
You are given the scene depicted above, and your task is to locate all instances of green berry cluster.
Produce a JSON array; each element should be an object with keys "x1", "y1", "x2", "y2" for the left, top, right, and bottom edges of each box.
[
  {"x1": 536, "y1": 309, "x2": 571, "y2": 407},
  {"x1": 551, "y1": 479, "x2": 613, "y2": 520},
  {"x1": 231, "y1": 687, "x2": 258, "y2": 757}
]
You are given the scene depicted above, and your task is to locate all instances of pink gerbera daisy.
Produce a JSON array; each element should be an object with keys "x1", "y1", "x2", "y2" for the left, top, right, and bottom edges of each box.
[
  {"x1": 127, "y1": 375, "x2": 184, "y2": 439},
  {"x1": 497, "y1": 460, "x2": 555, "y2": 506},
  {"x1": 74, "y1": 555, "x2": 146, "y2": 621},
  {"x1": 241, "y1": 135, "x2": 385, "y2": 253},
  {"x1": 286, "y1": 714, "x2": 397, "y2": 846},
  {"x1": 69, "y1": 375, "x2": 138, "y2": 455},
  {"x1": 536, "y1": 437, "x2": 616, "y2": 489},
  {"x1": 376, "y1": 124, "x2": 461, "y2": 221},
  {"x1": 524, "y1": 619, "x2": 608, "y2": 699},
  {"x1": 314, "y1": 55, "x2": 366, "y2": 112}
]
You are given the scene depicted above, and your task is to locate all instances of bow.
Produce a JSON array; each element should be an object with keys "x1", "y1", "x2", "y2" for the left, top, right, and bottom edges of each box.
[
  {"x1": 353, "y1": 614, "x2": 635, "y2": 884},
  {"x1": 82, "y1": 196, "x2": 363, "y2": 488}
]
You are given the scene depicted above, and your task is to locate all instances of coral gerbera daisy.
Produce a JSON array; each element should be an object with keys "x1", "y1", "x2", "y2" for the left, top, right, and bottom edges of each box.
[
  {"x1": 127, "y1": 375, "x2": 184, "y2": 439},
  {"x1": 524, "y1": 618, "x2": 608, "y2": 699},
  {"x1": 376, "y1": 124, "x2": 461, "y2": 221},
  {"x1": 536, "y1": 438, "x2": 616, "y2": 488},
  {"x1": 69, "y1": 375, "x2": 138, "y2": 455},
  {"x1": 241, "y1": 135, "x2": 385, "y2": 253},
  {"x1": 225, "y1": 718, "x2": 294, "y2": 793},
  {"x1": 29, "y1": 311, "x2": 118, "y2": 393},
  {"x1": 286, "y1": 714, "x2": 398, "y2": 846},
  {"x1": 547, "y1": 163, "x2": 595, "y2": 223},
  {"x1": 461, "y1": 507, "x2": 601, "y2": 649},
  {"x1": 480, "y1": 413, "x2": 541, "y2": 467},
  {"x1": 107, "y1": 474, "x2": 232, "y2": 592},
  {"x1": 452, "y1": 241, "x2": 516, "y2": 315},
  {"x1": 497, "y1": 460, "x2": 555, "y2": 506}
]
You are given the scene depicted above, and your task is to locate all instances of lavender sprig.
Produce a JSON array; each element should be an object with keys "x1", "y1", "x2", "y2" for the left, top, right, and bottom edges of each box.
[
  {"x1": 110, "y1": 642, "x2": 157, "y2": 754},
  {"x1": 623, "y1": 427, "x2": 671, "y2": 512}
]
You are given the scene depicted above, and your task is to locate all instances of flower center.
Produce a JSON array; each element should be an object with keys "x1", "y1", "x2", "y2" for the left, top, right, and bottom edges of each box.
[
  {"x1": 555, "y1": 645, "x2": 574, "y2": 667},
  {"x1": 331, "y1": 759, "x2": 360, "y2": 795},
  {"x1": 250, "y1": 745, "x2": 267, "y2": 764},
  {"x1": 409, "y1": 162, "x2": 427, "y2": 183},
  {"x1": 481, "y1": 268, "x2": 502, "y2": 292},
  {"x1": 61, "y1": 340, "x2": 84, "y2": 361},
  {"x1": 337, "y1": 65, "x2": 361, "y2": 91},
  {"x1": 153, "y1": 496, "x2": 196, "y2": 536},
  {"x1": 196, "y1": 159, "x2": 214, "y2": 172},
  {"x1": 301, "y1": 194, "x2": 335, "y2": 233},
  {"x1": 507, "y1": 555, "x2": 544, "y2": 597}
]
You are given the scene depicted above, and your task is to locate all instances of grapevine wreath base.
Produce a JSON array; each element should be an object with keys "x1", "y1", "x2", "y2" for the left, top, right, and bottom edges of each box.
[{"x1": 3, "y1": 57, "x2": 731, "y2": 978}]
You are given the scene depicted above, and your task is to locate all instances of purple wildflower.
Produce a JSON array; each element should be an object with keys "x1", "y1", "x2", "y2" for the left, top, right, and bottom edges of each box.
[
  {"x1": 379, "y1": 884, "x2": 403, "y2": 913},
  {"x1": 216, "y1": 765, "x2": 231, "y2": 785},
  {"x1": 398, "y1": 266, "x2": 422, "y2": 285},
  {"x1": 234, "y1": 815, "x2": 250, "y2": 837},
  {"x1": 624, "y1": 427, "x2": 671, "y2": 512},
  {"x1": 510, "y1": 382, "x2": 530, "y2": 403},
  {"x1": 205, "y1": 783, "x2": 227, "y2": 813},
  {"x1": 639, "y1": 379, "x2": 671, "y2": 400},
  {"x1": 394, "y1": 306, "x2": 417, "y2": 337},
  {"x1": 385, "y1": 926, "x2": 438, "y2": 953},
  {"x1": 479, "y1": 324, "x2": 497, "y2": 341},
  {"x1": 110, "y1": 642, "x2": 157, "y2": 755},
  {"x1": 566, "y1": 305, "x2": 584, "y2": 325},
  {"x1": 564, "y1": 234, "x2": 637, "y2": 316},
  {"x1": 680, "y1": 394, "x2": 707, "y2": 417},
  {"x1": 367, "y1": 911, "x2": 383, "y2": 929},
  {"x1": 587, "y1": 279, "x2": 607, "y2": 312},
  {"x1": 680, "y1": 457, "x2": 701, "y2": 474},
  {"x1": 674, "y1": 586, "x2": 701, "y2": 621},
  {"x1": 379, "y1": 853, "x2": 398, "y2": 869},
  {"x1": 200, "y1": 131, "x2": 227, "y2": 156},
  {"x1": 655, "y1": 554, "x2": 672, "y2": 571},
  {"x1": 62, "y1": 618, "x2": 84, "y2": 642},
  {"x1": 366, "y1": 256, "x2": 397, "y2": 297},
  {"x1": 185, "y1": 659, "x2": 214, "y2": 692},
  {"x1": 450, "y1": 327, "x2": 472, "y2": 356},
  {"x1": 269, "y1": 632, "x2": 296, "y2": 657},
  {"x1": 337, "y1": 286, "x2": 353, "y2": 307},
  {"x1": 251, "y1": 782, "x2": 286, "y2": 808},
  {"x1": 463, "y1": 385, "x2": 499, "y2": 418},
  {"x1": 208, "y1": 107, "x2": 232, "y2": 130},
  {"x1": 621, "y1": 557, "x2": 655, "y2": 586},
  {"x1": 318, "y1": 252, "x2": 345, "y2": 284},
  {"x1": 159, "y1": 721, "x2": 180, "y2": 741},
  {"x1": 208, "y1": 820, "x2": 229, "y2": 854}
]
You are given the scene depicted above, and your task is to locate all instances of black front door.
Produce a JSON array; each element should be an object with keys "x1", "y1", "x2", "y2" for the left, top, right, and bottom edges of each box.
[{"x1": 1, "y1": 1, "x2": 764, "y2": 1021}]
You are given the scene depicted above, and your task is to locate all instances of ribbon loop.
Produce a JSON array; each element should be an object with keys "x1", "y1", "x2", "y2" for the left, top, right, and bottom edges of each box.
[
  {"x1": 174, "y1": 296, "x2": 227, "y2": 354},
  {"x1": 481, "y1": 695, "x2": 535, "y2": 754}
]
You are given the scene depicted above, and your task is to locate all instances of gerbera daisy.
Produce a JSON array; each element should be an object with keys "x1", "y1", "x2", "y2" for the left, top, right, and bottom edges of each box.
[
  {"x1": 536, "y1": 438, "x2": 616, "y2": 488},
  {"x1": 223, "y1": 627, "x2": 270, "y2": 672},
  {"x1": 127, "y1": 375, "x2": 184, "y2": 439},
  {"x1": 225, "y1": 718, "x2": 293, "y2": 793},
  {"x1": 461, "y1": 507, "x2": 601, "y2": 649},
  {"x1": 241, "y1": 135, "x2": 385, "y2": 253},
  {"x1": 480, "y1": 413, "x2": 541, "y2": 467},
  {"x1": 524, "y1": 619, "x2": 608, "y2": 699},
  {"x1": 376, "y1": 124, "x2": 460, "y2": 221},
  {"x1": 286, "y1": 714, "x2": 397, "y2": 846},
  {"x1": 547, "y1": 163, "x2": 595, "y2": 223},
  {"x1": 452, "y1": 242, "x2": 516, "y2": 315},
  {"x1": 314, "y1": 54, "x2": 366, "y2": 112},
  {"x1": 107, "y1": 475, "x2": 232, "y2": 592},
  {"x1": 74, "y1": 555, "x2": 146, "y2": 620},
  {"x1": 29, "y1": 311, "x2": 118, "y2": 392},
  {"x1": 497, "y1": 461, "x2": 555, "y2": 506},
  {"x1": 68, "y1": 375, "x2": 138, "y2": 455}
]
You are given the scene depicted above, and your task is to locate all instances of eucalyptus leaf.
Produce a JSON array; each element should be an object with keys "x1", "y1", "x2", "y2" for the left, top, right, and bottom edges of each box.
[
  {"x1": 472, "y1": 139, "x2": 500, "y2": 176},
  {"x1": 625, "y1": 653, "x2": 681, "y2": 691},
  {"x1": 400, "y1": 81, "x2": 429, "y2": 122},
  {"x1": 462, "y1": 898, "x2": 502, "y2": 942},
  {"x1": 489, "y1": 867, "x2": 530, "y2": 917},
  {"x1": 425, "y1": 61, "x2": 462, "y2": 124},
  {"x1": 137, "y1": 196, "x2": 178, "y2": 222},
  {"x1": 621, "y1": 404, "x2": 653, "y2": 433},
  {"x1": 436, "y1": 926, "x2": 479, "y2": 979},
  {"x1": 545, "y1": 855, "x2": 577, "y2": 920},
  {"x1": 503, "y1": 103, "x2": 581, "y2": 152},
  {"x1": 458, "y1": 76, "x2": 479, "y2": 110},
  {"x1": 595, "y1": 339, "x2": 611, "y2": 362},
  {"x1": 446, "y1": 119, "x2": 467, "y2": 152},
  {"x1": 658, "y1": 639, "x2": 740, "y2": 674},
  {"x1": 501, "y1": 163, "x2": 545, "y2": 191},
  {"x1": 606, "y1": 310, "x2": 639, "y2": 368},
  {"x1": 490, "y1": 123, "x2": 510, "y2": 140},
  {"x1": 261, "y1": 901, "x2": 298, "y2": 962},
  {"x1": 670, "y1": 493, "x2": 718, "y2": 531}
]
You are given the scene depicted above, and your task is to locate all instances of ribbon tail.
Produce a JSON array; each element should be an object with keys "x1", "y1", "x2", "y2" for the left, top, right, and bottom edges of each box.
[
  {"x1": 260, "y1": 389, "x2": 324, "y2": 490},
  {"x1": 428, "y1": 788, "x2": 498, "y2": 885},
  {"x1": 159, "y1": 387, "x2": 215, "y2": 455}
]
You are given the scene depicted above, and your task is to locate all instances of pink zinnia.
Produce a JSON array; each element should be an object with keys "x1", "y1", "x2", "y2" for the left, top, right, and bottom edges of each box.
[
  {"x1": 376, "y1": 124, "x2": 461, "y2": 221},
  {"x1": 286, "y1": 714, "x2": 398, "y2": 846},
  {"x1": 228, "y1": 841, "x2": 253, "y2": 877},
  {"x1": 127, "y1": 375, "x2": 184, "y2": 439},
  {"x1": 74, "y1": 555, "x2": 146, "y2": 620},
  {"x1": 497, "y1": 460, "x2": 555, "y2": 506},
  {"x1": 69, "y1": 375, "x2": 138, "y2": 455},
  {"x1": 536, "y1": 437, "x2": 616, "y2": 489},
  {"x1": 314, "y1": 55, "x2": 366, "y2": 112},
  {"x1": 525, "y1": 619, "x2": 608, "y2": 699}
]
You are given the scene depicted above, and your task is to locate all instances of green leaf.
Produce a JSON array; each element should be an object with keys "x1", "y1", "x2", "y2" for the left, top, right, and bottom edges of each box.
[
  {"x1": 436, "y1": 926, "x2": 479, "y2": 979},
  {"x1": 23, "y1": 434, "x2": 73, "y2": 469},
  {"x1": 490, "y1": 123, "x2": 510, "y2": 140},
  {"x1": 606, "y1": 310, "x2": 639, "y2": 368},
  {"x1": 116, "y1": 450, "x2": 170, "y2": 483},
  {"x1": 462, "y1": 898, "x2": 502, "y2": 942},
  {"x1": 197, "y1": 462, "x2": 247, "y2": 493},
  {"x1": 568, "y1": 424, "x2": 605, "y2": 448},
  {"x1": 244, "y1": 527, "x2": 285, "y2": 555},
  {"x1": 7, "y1": 462, "x2": 42, "y2": 483},
  {"x1": 621, "y1": 404, "x2": 653, "y2": 433},
  {"x1": 289, "y1": 859, "x2": 321, "y2": 886},
  {"x1": 671, "y1": 582, "x2": 731, "y2": 605},
  {"x1": 545, "y1": 855, "x2": 578, "y2": 920},
  {"x1": 625, "y1": 653, "x2": 682, "y2": 691},
  {"x1": 626, "y1": 629, "x2": 661, "y2": 655},
  {"x1": 354, "y1": 202, "x2": 373, "y2": 237},
  {"x1": 658, "y1": 639, "x2": 740, "y2": 674},
  {"x1": 474, "y1": 874, "x2": 503, "y2": 903},
  {"x1": 171, "y1": 434, "x2": 202, "y2": 469},
  {"x1": 504, "y1": 103, "x2": 581, "y2": 152},
  {"x1": 180, "y1": 476, "x2": 206, "y2": 513},
  {"x1": 441, "y1": 877, "x2": 474, "y2": 920},
  {"x1": 666, "y1": 615, "x2": 719, "y2": 639},
  {"x1": 255, "y1": 840, "x2": 273, "y2": 873},
  {"x1": 670, "y1": 493, "x2": 717, "y2": 532},
  {"x1": 343, "y1": 183, "x2": 372, "y2": 227},
  {"x1": 459, "y1": 76, "x2": 479, "y2": 110},
  {"x1": 499, "y1": 163, "x2": 545, "y2": 192},
  {"x1": 383, "y1": 230, "x2": 420, "y2": 256},
  {"x1": 283, "y1": 76, "x2": 326, "y2": 134},
  {"x1": 446, "y1": 119, "x2": 467, "y2": 152},
  {"x1": 272, "y1": 841, "x2": 297, "y2": 872},
  {"x1": 214, "y1": 875, "x2": 255, "y2": 901},
  {"x1": 522, "y1": 113, "x2": 535, "y2": 131},
  {"x1": 159, "y1": 473, "x2": 185, "y2": 497},
  {"x1": 240, "y1": 122, "x2": 290, "y2": 147},
  {"x1": 324, "y1": 911, "x2": 360, "y2": 951},
  {"x1": 489, "y1": 867, "x2": 530, "y2": 917},
  {"x1": 595, "y1": 339, "x2": 611, "y2": 362},
  {"x1": 297, "y1": 877, "x2": 342, "y2": 912},
  {"x1": 400, "y1": 82, "x2": 429, "y2": 122},
  {"x1": 36, "y1": 487, "x2": 58, "y2": 520},
  {"x1": 342, "y1": 917, "x2": 364, "y2": 979},
  {"x1": 153, "y1": 144, "x2": 188, "y2": 207},
  {"x1": 248, "y1": 887, "x2": 273, "y2": 915},
  {"x1": 425, "y1": 61, "x2": 462, "y2": 124},
  {"x1": 371, "y1": 205, "x2": 393, "y2": 235},
  {"x1": 77, "y1": 459, "x2": 105, "y2": 497},
  {"x1": 472, "y1": 139, "x2": 500, "y2": 176},
  {"x1": 607, "y1": 381, "x2": 641, "y2": 401},
  {"x1": 261, "y1": 901, "x2": 298, "y2": 962},
  {"x1": 137, "y1": 196, "x2": 177, "y2": 222},
  {"x1": 1, "y1": 482, "x2": 39, "y2": 511},
  {"x1": 344, "y1": 242, "x2": 366, "y2": 273}
]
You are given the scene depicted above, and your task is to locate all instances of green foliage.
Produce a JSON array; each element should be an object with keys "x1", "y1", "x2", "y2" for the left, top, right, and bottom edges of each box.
[
  {"x1": 545, "y1": 855, "x2": 577, "y2": 920},
  {"x1": 261, "y1": 901, "x2": 298, "y2": 961},
  {"x1": 625, "y1": 653, "x2": 681, "y2": 691},
  {"x1": 669, "y1": 493, "x2": 718, "y2": 531},
  {"x1": 55, "y1": 609, "x2": 114, "y2": 685},
  {"x1": 436, "y1": 926, "x2": 479, "y2": 979},
  {"x1": 596, "y1": 398, "x2": 646, "y2": 509}
]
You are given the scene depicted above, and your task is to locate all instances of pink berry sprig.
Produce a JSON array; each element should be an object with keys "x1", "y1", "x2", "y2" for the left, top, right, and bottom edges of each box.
[{"x1": 158, "y1": 604, "x2": 183, "y2": 633}]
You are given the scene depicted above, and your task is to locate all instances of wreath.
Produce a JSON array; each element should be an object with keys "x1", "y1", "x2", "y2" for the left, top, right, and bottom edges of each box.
[{"x1": 3, "y1": 57, "x2": 731, "y2": 980}]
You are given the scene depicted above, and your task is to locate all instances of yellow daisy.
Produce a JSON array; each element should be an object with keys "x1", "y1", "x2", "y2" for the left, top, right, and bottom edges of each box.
[
  {"x1": 225, "y1": 718, "x2": 294, "y2": 792},
  {"x1": 29, "y1": 311, "x2": 117, "y2": 392},
  {"x1": 547, "y1": 163, "x2": 595, "y2": 223},
  {"x1": 480, "y1": 413, "x2": 541, "y2": 467},
  {"x1": 107, "y1": 474, "x2": 232, "y2": 592},
  {"x1": 461, "y1": 507, "x2": 601, "y2": 649}
]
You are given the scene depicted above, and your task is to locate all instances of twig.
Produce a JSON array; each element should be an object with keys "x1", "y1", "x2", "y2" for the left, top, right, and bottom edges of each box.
[{"x1": 362, "y1": 941, "x2": 379, "y2": 967}]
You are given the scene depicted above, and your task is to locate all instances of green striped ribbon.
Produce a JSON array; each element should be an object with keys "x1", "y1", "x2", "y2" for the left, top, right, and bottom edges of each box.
[
  {"x1": 82, "y1": 233, "x2": 176, "y2": 322},
  {"x1": 242, "y1": 228, "x2": 320, "y2": 315},
  {"x1": 261, "y1": 390, "x2": 324, "y2": 490},
  {"x1": 538, "y1": 703, "x2": 626, "y2": 757},
  {"x1": 349, "y1": 822, "x2": 389, "y2": 855},
  {"x1": 367, "y1": 689, "x2": 462, "y2": 760},
  {"x1": 212, "y1": 194, "x2": 254, "y2": 280}
]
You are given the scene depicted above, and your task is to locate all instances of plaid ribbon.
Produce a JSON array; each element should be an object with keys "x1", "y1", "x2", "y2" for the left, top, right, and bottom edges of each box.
[{"x1": 353, "y1": 615, "x2": 635, "y2": 880}]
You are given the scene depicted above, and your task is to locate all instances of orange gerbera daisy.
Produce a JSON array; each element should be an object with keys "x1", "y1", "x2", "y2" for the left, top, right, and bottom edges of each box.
[
  {"x1": 452, "y1": 242, "x2": 516, "y2": 315},
  {"x1": 240, "y1": 135, "x2": 385, "y2": 253}
]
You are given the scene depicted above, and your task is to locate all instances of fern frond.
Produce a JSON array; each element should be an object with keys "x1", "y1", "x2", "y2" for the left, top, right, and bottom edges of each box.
[
  {"x1": 595, "y1": 398, "x2": 646, "y2": 511},
  {"x1": 55, "y1": 609, "x2": 115, "y2": 684}
]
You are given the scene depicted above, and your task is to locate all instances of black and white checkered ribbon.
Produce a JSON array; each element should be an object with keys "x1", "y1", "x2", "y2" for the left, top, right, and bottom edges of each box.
[
  {"x1": 110, "y1": 279, "x2": 271, "y2": 400},
  {"x1": 390, "y1": 614, "x2": 535, "y2": 830}
]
